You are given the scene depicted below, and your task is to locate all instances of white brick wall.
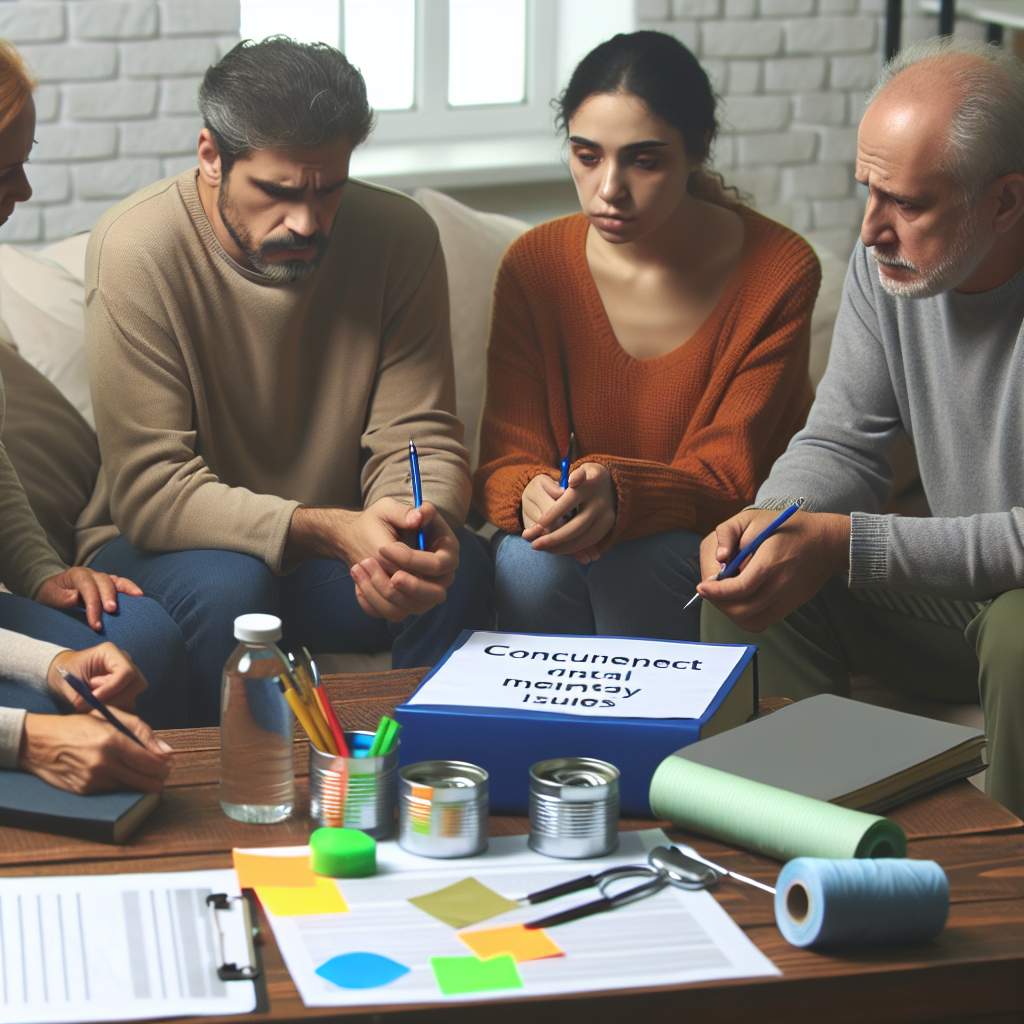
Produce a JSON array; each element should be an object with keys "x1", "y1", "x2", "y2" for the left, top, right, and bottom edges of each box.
[
  {"x1": 0, "y1": 0, "x2": 239, "y2": 244},
  {"x1": 637, "y1": 0, "x2": 887, "y2": 256}
]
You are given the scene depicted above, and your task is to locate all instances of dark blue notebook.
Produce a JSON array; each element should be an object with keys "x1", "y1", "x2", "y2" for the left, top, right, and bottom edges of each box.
[{"x1": 0, "y1": 769, "x2": 159, "y2": 844}]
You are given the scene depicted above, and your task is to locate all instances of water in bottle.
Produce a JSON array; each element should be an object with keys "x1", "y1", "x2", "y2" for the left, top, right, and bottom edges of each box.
[{"x1": 219, "y1": 613, "x2": 295, "y2": 823}]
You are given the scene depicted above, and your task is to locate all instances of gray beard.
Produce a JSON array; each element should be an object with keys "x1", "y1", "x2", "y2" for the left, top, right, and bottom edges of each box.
[
  {"x1": 217, "y1": 184, "x2": 325, "y2": 284},
  {"x1": 872, "y1": 208, "x2": 990, "y2": 299}
]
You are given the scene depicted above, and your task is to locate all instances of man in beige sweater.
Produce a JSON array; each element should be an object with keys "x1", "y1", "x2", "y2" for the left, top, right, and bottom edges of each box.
[{"x1": 88, "y1": 38, "x2": 493, "y2": 725}]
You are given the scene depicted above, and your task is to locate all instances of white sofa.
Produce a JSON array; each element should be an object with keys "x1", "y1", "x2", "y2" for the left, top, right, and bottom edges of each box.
[{"x1": 0, "y1": 187, "x2": 982, "y2": 750}]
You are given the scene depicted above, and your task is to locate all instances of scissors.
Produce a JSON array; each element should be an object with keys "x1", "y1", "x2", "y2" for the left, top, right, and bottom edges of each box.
[{"x1": 522, "y1": 846, "x2": 773, "y2": 929}]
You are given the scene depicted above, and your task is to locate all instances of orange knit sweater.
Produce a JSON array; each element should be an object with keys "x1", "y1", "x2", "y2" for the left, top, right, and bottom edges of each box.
[{"x1": 473, "y1": 207, "x2": 821, "y2": 546}]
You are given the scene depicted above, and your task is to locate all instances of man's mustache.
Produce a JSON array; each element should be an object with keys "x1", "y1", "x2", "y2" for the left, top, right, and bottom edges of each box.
[
  {"x1": 873, "y1": 246, "x2": 918, "y2": 272},
  {"x1": 259, "y1": 231, "x2": 328, "y2": 255}
]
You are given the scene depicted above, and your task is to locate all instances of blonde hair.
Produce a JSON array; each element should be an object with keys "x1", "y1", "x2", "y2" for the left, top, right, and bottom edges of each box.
[{"x1": 0, "y1": 39, "x2": 36, "y2": 135}]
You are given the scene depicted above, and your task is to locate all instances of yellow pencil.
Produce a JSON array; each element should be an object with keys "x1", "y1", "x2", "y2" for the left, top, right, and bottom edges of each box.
[
  {"x1": 283, "y1": 687, "x2": 325, "y2": 748},
  {"x1": 291, "y1": 662, "x2": 336, "y2": 751}
]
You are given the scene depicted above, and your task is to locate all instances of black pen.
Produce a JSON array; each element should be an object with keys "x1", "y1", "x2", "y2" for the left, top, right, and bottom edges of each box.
[{"x1": 57, "y1": 667, "x2": 146, "y2": 747}]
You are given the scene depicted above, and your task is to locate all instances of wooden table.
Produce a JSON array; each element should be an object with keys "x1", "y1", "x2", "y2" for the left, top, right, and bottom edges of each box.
[{"x1": 2, "y1": 670, "x2": 1022, "y2": 1024}]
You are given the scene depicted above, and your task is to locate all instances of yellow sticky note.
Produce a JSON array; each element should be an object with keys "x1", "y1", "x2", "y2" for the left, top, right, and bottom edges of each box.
[
  {"x1": 257, "y1": 876, "x2": 348, "y2": 916},
  {"x1": 233, "y1": 850, "x2": 316, "y2": 889},
  {"x1": 458, "y1": 924, "x2": 564, "y2": 963}
]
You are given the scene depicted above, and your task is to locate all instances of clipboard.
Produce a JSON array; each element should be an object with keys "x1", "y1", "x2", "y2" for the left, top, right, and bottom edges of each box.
[{"x1": 206, "y1": 890, "x2": 269, "y2": 1013}]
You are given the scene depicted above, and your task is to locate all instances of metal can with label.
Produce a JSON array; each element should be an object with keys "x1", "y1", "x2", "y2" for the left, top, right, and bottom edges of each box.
[
  {"x1": 528, "y1": 757, "x2": 620, "y2": 859},
  {"x1": 308, "y1": 731, "x2": 399, "y2": 839},
  {"x1": 398, "y1": 760, "x2": 489, "y2": 858}
]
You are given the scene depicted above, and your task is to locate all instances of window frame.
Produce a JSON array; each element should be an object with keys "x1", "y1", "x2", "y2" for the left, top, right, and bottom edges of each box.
[{"x1": 342, "y1": 0, "x2": 560, "y2": 145}]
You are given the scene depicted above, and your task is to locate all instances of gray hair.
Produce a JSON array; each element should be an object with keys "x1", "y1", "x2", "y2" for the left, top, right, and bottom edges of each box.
[
  {"x1": 198, "y1": 36, "x2": 374, "y2": 174},
  {"x1": 868, "y1": 36, "x2": 1024, "y2": 202}
]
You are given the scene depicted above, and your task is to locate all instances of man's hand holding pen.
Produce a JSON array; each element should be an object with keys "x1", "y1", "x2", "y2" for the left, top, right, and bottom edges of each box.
[
  {"x1": 286, "y1": 499, "x2": 460, "y2": 622},
  {"x1": 522, "y1": 462, "x2": 617, "y2": 564},
  {"x1": 697, "y1": 507, "x2": 850, "y2": 632}
]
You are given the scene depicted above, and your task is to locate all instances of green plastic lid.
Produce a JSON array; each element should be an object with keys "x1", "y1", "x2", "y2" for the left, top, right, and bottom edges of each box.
[{"x1": 310, "y1": 827, "x2": 377, "y2": 878}]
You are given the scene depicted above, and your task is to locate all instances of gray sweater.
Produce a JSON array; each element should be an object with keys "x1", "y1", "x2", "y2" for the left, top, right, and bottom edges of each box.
[{"x1": 756, "y1": 242, "x2": 1024, "y2": 600}]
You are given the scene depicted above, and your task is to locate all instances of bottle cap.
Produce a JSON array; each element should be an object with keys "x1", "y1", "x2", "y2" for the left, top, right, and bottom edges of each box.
[
  {"x1": 233, "y1": 613, "x2": 282, "y2": 643},
  {"x1": 310, "y1": 827, "x2": 377, "y2": 878}
]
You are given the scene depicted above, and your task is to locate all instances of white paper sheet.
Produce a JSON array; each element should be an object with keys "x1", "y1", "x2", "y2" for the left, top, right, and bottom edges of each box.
[
  {"x1": 259, "y1": 829, "x2": 779, "y2": 1007},
  {"x1": 404, "y1": 631, "x2": 747, "y2": 720},
  {"x1": 0, "y1": 869, "x2": 257, "y2": 1023}
]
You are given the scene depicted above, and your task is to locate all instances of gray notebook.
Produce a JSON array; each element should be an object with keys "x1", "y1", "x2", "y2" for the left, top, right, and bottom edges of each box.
[{"x1": 674, "y1": 694, "x2": 987, "y2": 813}]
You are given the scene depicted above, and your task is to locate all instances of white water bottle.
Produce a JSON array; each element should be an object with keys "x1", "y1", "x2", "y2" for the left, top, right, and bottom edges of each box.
[{"x1": 219, "y1": 614, "x2": 294, "y2": 823}]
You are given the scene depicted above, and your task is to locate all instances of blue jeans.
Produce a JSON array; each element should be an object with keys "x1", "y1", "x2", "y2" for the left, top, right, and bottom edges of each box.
[
  {"x1": 92, "y1": 530, "x2": 495, "y2": 726},
  {"x1": 0, "y1": 591, "x2": 188, "y2": 727},
  {"x1": 493, "y1": 530, "x2": 703, "y2": 640}
]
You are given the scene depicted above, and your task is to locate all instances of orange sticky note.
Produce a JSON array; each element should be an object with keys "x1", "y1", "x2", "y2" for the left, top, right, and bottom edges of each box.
[
  {"x1": 256, "y1": 876, "x2": 348, "y2": 916},
  {"x1": 457, "y1": 924, "x2": 564, "y2": 963},
  {"x1": 233, "y1": 850, "x2": 316, "y2": 889}
]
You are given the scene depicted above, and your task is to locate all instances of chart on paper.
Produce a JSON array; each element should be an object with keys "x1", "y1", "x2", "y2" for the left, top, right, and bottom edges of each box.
[
  {"x1": 0, "y1": 869, "x2": 256, "y2": 1024},
  {"x1": 262, "y1": 830, "x2": 779, "y2": 1007}
]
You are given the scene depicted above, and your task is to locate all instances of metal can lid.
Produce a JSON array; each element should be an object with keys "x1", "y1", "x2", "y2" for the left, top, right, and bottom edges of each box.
[
  {"x1": 530, "y1": 757, "x2": 620, "y2": 802},
  {"x1": 400, "y1": 760, "x2": 489, "y2": 802}
]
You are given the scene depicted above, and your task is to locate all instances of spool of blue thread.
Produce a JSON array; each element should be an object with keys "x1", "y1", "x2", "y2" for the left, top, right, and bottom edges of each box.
[{"x1": 775, "y1": 858, "x2": 949, "y2": 948}]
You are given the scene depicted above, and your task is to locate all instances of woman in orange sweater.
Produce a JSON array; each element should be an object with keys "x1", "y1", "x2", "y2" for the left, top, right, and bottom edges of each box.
[{"x1": 473, "y1": 31, "x2": 820, "y2": 641}]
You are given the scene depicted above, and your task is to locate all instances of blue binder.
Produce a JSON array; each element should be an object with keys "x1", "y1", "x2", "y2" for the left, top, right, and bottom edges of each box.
[{"x1": 395, "y1": 631, "x2": 758, "y2": 816}]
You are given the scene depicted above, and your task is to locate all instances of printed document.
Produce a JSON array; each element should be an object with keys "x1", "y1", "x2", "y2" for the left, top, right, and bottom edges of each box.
[
  {"x1": 405, "y1": 631, "x2": 747, "y2": 720},
  {"x1": 261, "y1": 829, "x2": 779, "y2": 1007},
  {"x1": 0, "y1": 869, "x2": 257, "y2": 1023}
]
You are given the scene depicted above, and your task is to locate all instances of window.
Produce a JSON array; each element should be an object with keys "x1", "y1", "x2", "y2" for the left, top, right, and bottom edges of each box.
[{"x1": 239, "y1": 0, "x2": 633, "y2": 143}]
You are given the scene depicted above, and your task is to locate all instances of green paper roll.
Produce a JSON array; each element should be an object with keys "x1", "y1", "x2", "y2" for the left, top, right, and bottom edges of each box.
[{"x1": 648, "y1": 756, "x2": 906, "y2": 861}]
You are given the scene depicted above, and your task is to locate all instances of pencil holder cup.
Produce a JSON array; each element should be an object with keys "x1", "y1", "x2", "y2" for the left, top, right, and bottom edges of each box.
[{"x1": 308, "y1": 731, "x2": 399, "y2": 839}]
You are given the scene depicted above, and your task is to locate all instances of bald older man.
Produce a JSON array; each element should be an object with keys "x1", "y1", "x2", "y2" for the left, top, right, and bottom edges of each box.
[{"x1": 699, "y1": 37, "x2": 1024, "y2": 816}]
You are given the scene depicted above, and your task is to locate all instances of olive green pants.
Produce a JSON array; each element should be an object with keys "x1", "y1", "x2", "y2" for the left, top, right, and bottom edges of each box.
[{"x1": 702, "y1": 578, "x2": 1024, "y2": 818}]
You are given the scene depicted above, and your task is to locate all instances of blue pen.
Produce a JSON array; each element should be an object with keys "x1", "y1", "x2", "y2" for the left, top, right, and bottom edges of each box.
[
  {"x1": 683, "y1": 498, "x2": 805, "y2": 610},
  {"x1": 560, "y1": 431, "x2": 575, "y2": 491},
  {"x1": 56, "y1": 667, "x2": 146, "y2": 747},
  {"x1": 559, "y1": 432, "x2": 579, "y2": 521},
  {"x1": 408, "y1": 439, "x2": 426, "y2": 551}
]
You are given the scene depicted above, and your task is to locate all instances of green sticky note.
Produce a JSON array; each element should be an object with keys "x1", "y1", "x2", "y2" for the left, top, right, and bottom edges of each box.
[
  {"x1": 408, "y1": 877, "x2": 518, "y2": 929},
  {"x1": 430, "y1": 954, "x2": 523, "y2": 996}
]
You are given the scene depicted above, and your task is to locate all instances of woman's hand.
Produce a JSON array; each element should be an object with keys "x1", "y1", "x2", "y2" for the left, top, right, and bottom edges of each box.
[
  {"x1": 36, "y1": 567, "x2": 144, "y2": 631},
  {"x1": 522, "y1": 462, "x2": 617, "y2": 563},
  {"x1": 521, "y1": 473, "x2": 563, "y2": 531},
  {"x1": 48, "y1": 644, "x2": 148, "y2": 713},
  {"x1": 19, "y1": 710, "x2": 171, "y2": 795}
]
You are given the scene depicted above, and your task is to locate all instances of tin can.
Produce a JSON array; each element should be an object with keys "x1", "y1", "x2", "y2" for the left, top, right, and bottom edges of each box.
[
  {"x1": 399, "y1": 760, "x2": 489, "y2": 858},
  {"x1": 308, "y1": 731, "x2": 398, "y2": 839},
  {"x1": 528, "y1": 757, "x2": 620, "y2": 859}
]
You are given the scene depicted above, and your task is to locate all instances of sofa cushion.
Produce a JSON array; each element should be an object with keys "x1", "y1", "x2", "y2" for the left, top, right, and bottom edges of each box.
[
  {"x1": 0, "y1": 334, "x2": 100, "y2": 567},
  {"x1": 412, "y1": 189, "x2": 529, "y2": 468},
  {"x1": 807, "y1": 243, "x2": 846, "y2": 390},
  {"x1": 0, "y1": 238, "x2": 92, "y2": 427}
]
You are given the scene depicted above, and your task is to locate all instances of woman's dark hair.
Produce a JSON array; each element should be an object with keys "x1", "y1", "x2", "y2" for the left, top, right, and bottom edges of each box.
[
  {"x1": 198, "y1": 36, "x2": 374, "y2": 175},
  {"x1": 556, "y1": 31, "x2": 741, "y2": 205}
]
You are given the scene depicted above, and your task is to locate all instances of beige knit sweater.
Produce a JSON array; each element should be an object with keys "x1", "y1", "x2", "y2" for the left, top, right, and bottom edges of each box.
[{"x1": 85, "y1": 171, "x2": 470, "y2": 573}]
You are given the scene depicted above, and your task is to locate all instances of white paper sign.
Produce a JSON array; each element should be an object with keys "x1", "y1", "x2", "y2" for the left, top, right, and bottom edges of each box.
[{"x1": 405, "y1": 631, "x2": 748, "y2": 720}]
